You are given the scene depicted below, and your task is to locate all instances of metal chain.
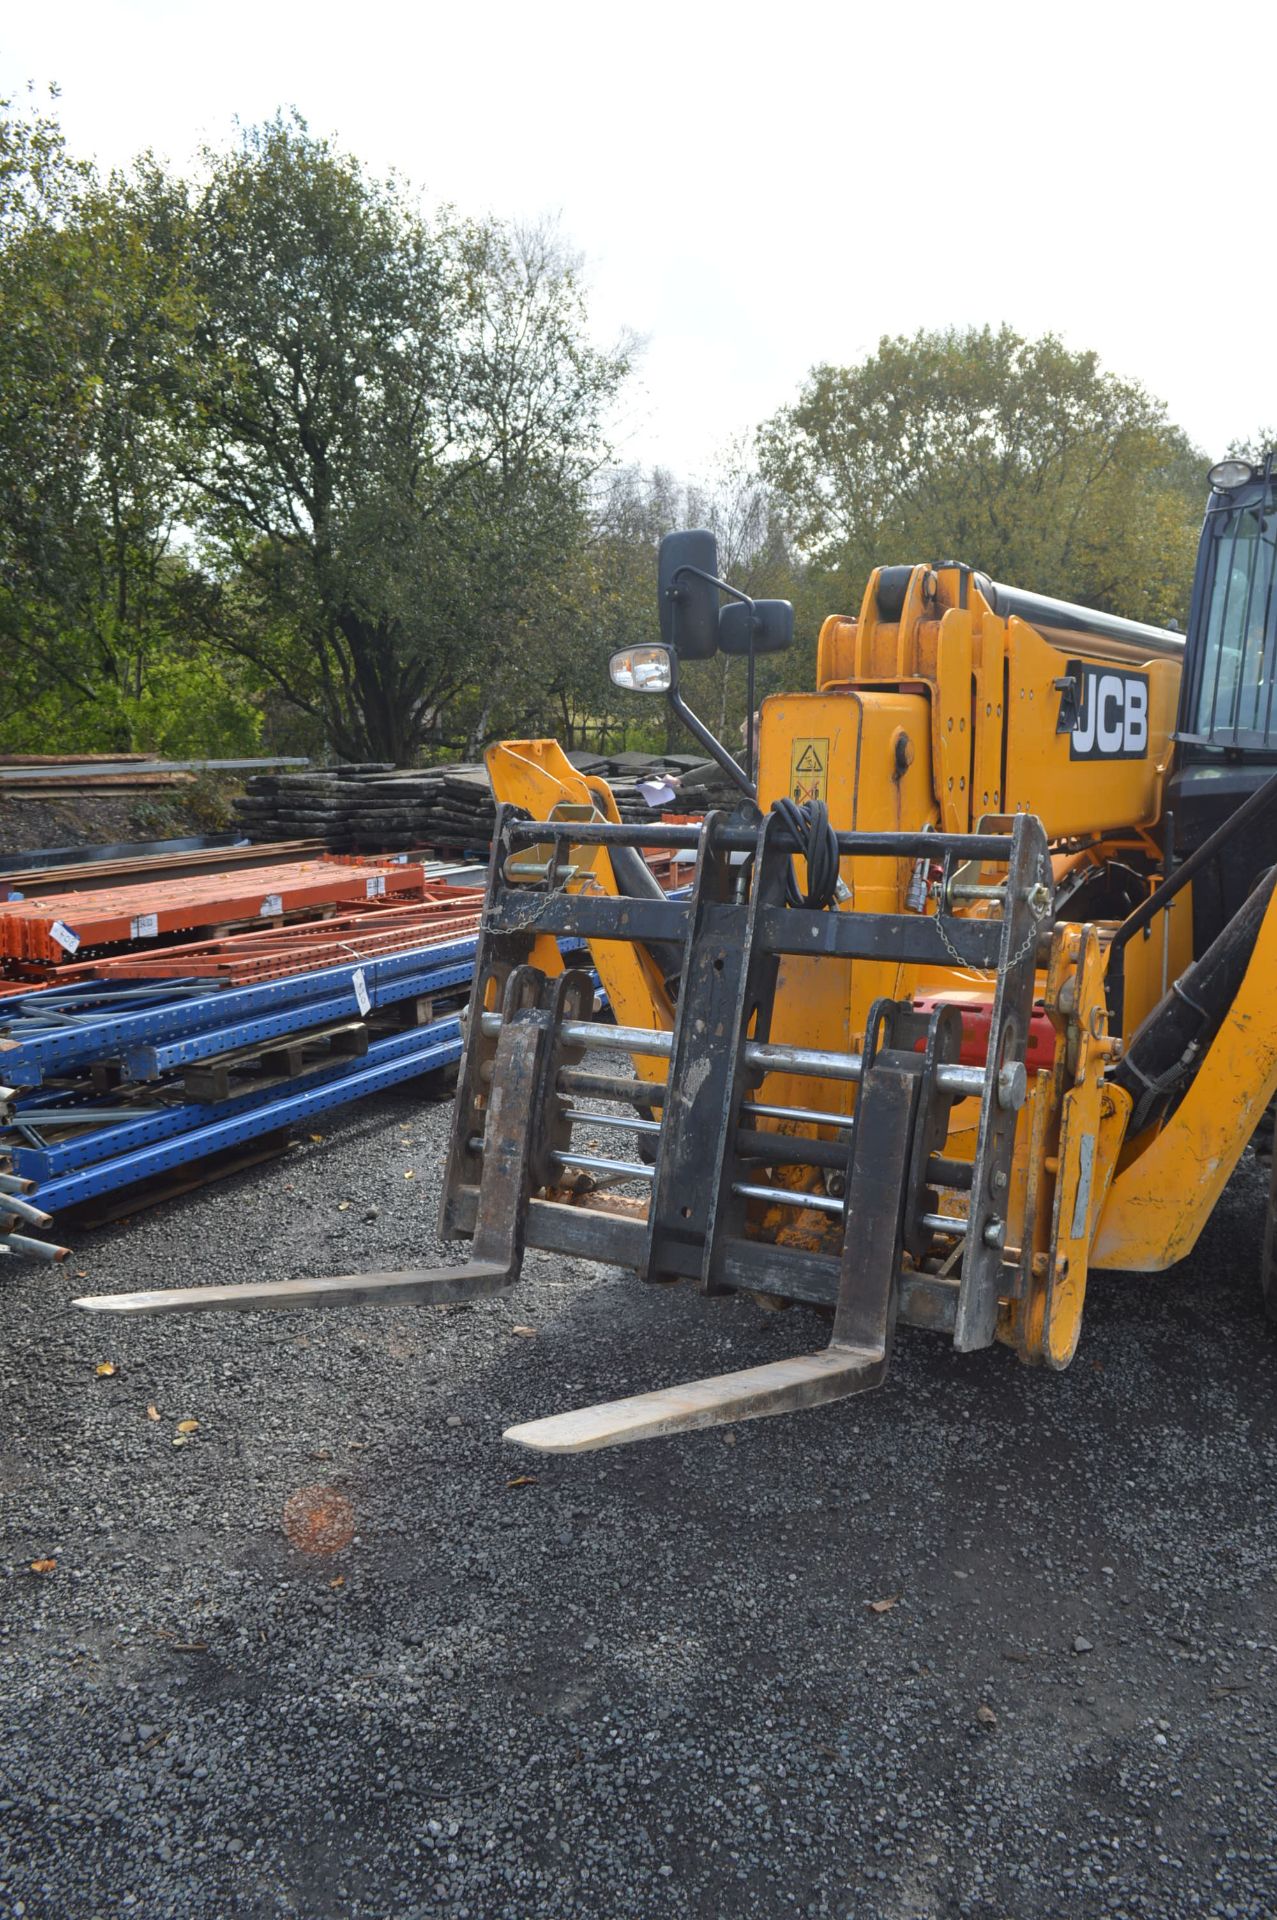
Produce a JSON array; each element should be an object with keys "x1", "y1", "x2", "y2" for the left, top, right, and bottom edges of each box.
[
  {"x1": 932, "y1": 857, "x2": 1053, "y2": 977},
  {"x1": 483, "y1": 861, "x2": 603, "y2": 937}
]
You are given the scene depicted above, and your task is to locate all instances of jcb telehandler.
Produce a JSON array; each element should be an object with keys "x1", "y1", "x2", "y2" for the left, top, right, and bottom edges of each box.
[{"x1": 83, "y1": 453, "x2": 1277, "y2": 1453}]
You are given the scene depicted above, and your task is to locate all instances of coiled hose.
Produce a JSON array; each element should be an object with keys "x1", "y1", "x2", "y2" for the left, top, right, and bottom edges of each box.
[{"x1": 771, "y1": 796, "x2": 842, "y2": 910}]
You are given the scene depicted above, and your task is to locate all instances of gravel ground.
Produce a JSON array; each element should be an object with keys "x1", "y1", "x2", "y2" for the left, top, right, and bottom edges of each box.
[{"x1": 2, "y1": 1079, "x2": 1275, "y2": 1920}]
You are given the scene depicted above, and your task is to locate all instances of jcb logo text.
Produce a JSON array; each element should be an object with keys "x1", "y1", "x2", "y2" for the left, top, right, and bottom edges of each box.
[{"x1": 1068, "y1": 666, "x2": 1149, "y2": 761}]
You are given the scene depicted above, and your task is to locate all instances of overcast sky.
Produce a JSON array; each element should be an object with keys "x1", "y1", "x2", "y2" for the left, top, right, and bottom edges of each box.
[{"x1": 5, "y1": 0, "x2": 1275, "y2": 487}]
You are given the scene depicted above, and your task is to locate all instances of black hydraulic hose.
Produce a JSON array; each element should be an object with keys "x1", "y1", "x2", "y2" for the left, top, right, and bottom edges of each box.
[
  {"x1": 772, "y1": 797, "x2": 842, "y2": 910},
  {"x1": 1112, "y1": 863, "x2": 1277, "y2": 1134}
]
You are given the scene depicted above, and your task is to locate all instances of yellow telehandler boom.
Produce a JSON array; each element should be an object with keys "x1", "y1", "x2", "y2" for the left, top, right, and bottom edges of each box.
[{"x1": 80, "y1": 454, "x2": 1277, "y2": 1453}]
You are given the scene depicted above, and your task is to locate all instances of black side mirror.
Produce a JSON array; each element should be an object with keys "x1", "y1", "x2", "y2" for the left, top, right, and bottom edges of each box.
[
  {"x1": 718, "y1": 599, "x2": 794, "y2": 657},
  {"x1": 658, "y1": 529, "x2": 720, "y2": 659}
]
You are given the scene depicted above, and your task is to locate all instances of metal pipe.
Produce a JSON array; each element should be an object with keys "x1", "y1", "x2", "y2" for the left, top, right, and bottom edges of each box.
[
  {"x1": 735, "y1": 1129, "x2": 847, "y2": 1171},
  {"x1": 556, "y1": 1069, "x2": 667, "y2": 1105},
  {"x1": 503, "y1": 818, "x2": 1017, "y2": 861},
  {"x1": 484, "y1": 1013, "x2": 986, "y2": 1100},
  {"x1": 732, "y1": 1181, "x2": 844, "y2": 1217},
  {"x1": 732, "y1": 1184, "x2": 972, "y2": 1236},
  {"x1": 504, "y1": 820, "x2": 704, "y2": 850},
  {"x1": 563, "y1": 1108, "x2": 661, "y2": 1136},
  {"x1": 0, "y1": 1190, "x2": 53, "y2": 1228},
  {"x1": 559, "y1": 1083, "x2": 854, "y2": 1133},
  {"x1": 947, "y1": 881, "x2": 1008, "y2": 903},
  {"x1": 921, "y1": 1211, "x2": 968, "y2": 1236},
  {"x1": 556, "y1": 1075, "x2": 856, "y2": 1128},
  {"x1": 0, "y1": 1230, "x2": 68, "y2": 1262},
  {"x1": 551, "y1": 1149, "x2": 653, "y2": 1183},
  {"x1": 481, "y1": 1011, "x2": 673, "y2": 1059},
  {"x1": 927, "y1": 1155, "x2": 974, "y2": 1191},
  {"x1": 744, "y1": 1038, "x2": 986, "y2": 1101},
  {"x1": 474, "y1": 1131, "x2": 656, "y2": 1184},
  {"x1": 739, "y1": 1099, "x2": 854, "y2": 1130},
  {"x1": 503, "y1": 859, "x2": 580, "y2": 884},
  {"x1": 0, "y1": 1171, "x2": 36, "y2": 1194}
]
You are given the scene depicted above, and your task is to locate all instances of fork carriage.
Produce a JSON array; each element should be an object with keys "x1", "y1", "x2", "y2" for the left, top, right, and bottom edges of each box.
[{"x1": 423, "y1": 801, "x2": 1051, "y2": 1448}]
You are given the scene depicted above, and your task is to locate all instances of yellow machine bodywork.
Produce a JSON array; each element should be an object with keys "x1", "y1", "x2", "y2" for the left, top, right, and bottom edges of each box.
[
  {"x1": 73, "y1": 544, "x2": 1277, "y2": 1449},
  {"x1": 488, "y1": 561, "x2": 1277, "y2": 1373}
]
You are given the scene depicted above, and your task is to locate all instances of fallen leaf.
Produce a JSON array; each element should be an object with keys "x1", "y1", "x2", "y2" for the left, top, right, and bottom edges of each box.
[
  {"x1": 511, "y1": 1324, "x2": 537, "y2": 1338},
  {"x1": 403, "y1": 1169, "x2": 415, "y2": 1180},
  {"x1": 722, "y1": 1431, "x2": 737, "y2": 1445},
  {"x1": 172, "y1": 1436, "x2": 189, "y2": 1449},
  {"x1": 976, "y1": 1704, "x2": 998, "y2": 1728},
  {"x1": 309, "y1": 1133, "x2": 325, "y2": 1143},
  {"x1": 176, "y1": 1418, "x2": 199, "y2": 1434},
  {"x1": 30, "y1": 1559, "x2": 56, "y2": 1575},
  {"x1": 866, "y1": 1595, "x2": 900, "y2": 1614},
  {"x1": 506, "y1": 1475, "x2": 538, "y2": 1489},
  {"x1": 310, "y1": 1448, "x2": 332, "y2": 1461},
  {"x1": 95, "y1": 1361, "x2": 116, "y2": 1377},
  {"x1": 75, "y1": 1269, "x2": 88, "y2": 1279},
  {"x1": 337, "y1": 1201, "x2": 350, "y2": 1212},
  {"x1": 146, "y1": 1404, "x2": 160, "y2": 1421},
  {"x1": 329, "y1": 1575, "x2": 345, "y2": 1589}
]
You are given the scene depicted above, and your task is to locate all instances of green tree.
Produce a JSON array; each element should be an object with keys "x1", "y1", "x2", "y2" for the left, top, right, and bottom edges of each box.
[
  {"x1": 758, "y1": 326, "x2": 1204, "y2": 629},
  {"x1": 152, "y1": 116, "x2": 628, "y2": 764},
  {"x1": 0, "y1": 93, "x2": 262, "y2": 753},
  {"x1": 676, "y1": 437, "x2": 802, "y2": 747},
  {"x1": 1226, "y1": 430, "x2": 1277, "y2": 465}
]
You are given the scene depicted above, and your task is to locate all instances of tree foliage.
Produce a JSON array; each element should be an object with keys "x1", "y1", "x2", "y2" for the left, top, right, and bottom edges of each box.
[
  {"x1": 147, "y1": 116, "x2": 627, "y2": 763},
  {"x1": 0, "y1": 92, "x2": 261, "y2": 752},
  {"x1": 0, "y1": 103, "x2": 1248, "y2": 770},
  {"x1": 757, "y1": 326, "x2": 1205, "y2": 628},
  {"x1": 1226, "y1": 429, "x2": 1277, "y2": 465}
]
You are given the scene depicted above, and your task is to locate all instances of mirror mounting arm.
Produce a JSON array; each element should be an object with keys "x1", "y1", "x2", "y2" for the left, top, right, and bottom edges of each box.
[
  {"x1": 669, "y1": 562, "x2": 757, "y2": 618},
  {"x1": 661, "y1": 648, "x2": 755, "y2": 802},
  {"x1": 670, "y1": 564, "x2": 762, "y2": 792}
]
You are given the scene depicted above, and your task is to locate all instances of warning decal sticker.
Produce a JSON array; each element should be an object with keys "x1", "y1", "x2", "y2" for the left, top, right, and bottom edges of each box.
[{"x1": 789, "y1": 736, "x2": 830, "y2": 806}]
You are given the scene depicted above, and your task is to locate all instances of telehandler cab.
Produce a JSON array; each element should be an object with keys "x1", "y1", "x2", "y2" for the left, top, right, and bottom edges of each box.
[{"x1": 82, "y1": 453, "x2": 1277, "y2": 1454}]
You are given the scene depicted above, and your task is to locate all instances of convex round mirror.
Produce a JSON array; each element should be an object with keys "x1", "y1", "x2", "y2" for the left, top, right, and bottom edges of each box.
[{"x1": 609, "y1": 645, "x2": 674, "y2": 693}]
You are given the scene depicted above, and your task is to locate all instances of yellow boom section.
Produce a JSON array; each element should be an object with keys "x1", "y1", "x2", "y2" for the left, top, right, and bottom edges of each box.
[{"x1": 484, "y1": 739, "x2": 674, "y2": 1092}]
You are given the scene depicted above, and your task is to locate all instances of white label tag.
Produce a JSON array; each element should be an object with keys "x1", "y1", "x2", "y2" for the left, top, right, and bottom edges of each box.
[
  {"x1": 259, "y1": 893, "x2": 282, "y2": 917},
  {"x1": 50, "y1": 920, "x2": 81, "y2": 954},
  {"x1": 130, "y1": 912, "x2": 159, "y2": 940},
  {"x1": 394, "y1": 854, "x2": 408, "y2": 865},
  {"x1": 352, "y1": 967, "x2": 371, "y2": 1017},
  {"x1": 365, "y1": 875, "x2": 385, "y2": 898}
]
